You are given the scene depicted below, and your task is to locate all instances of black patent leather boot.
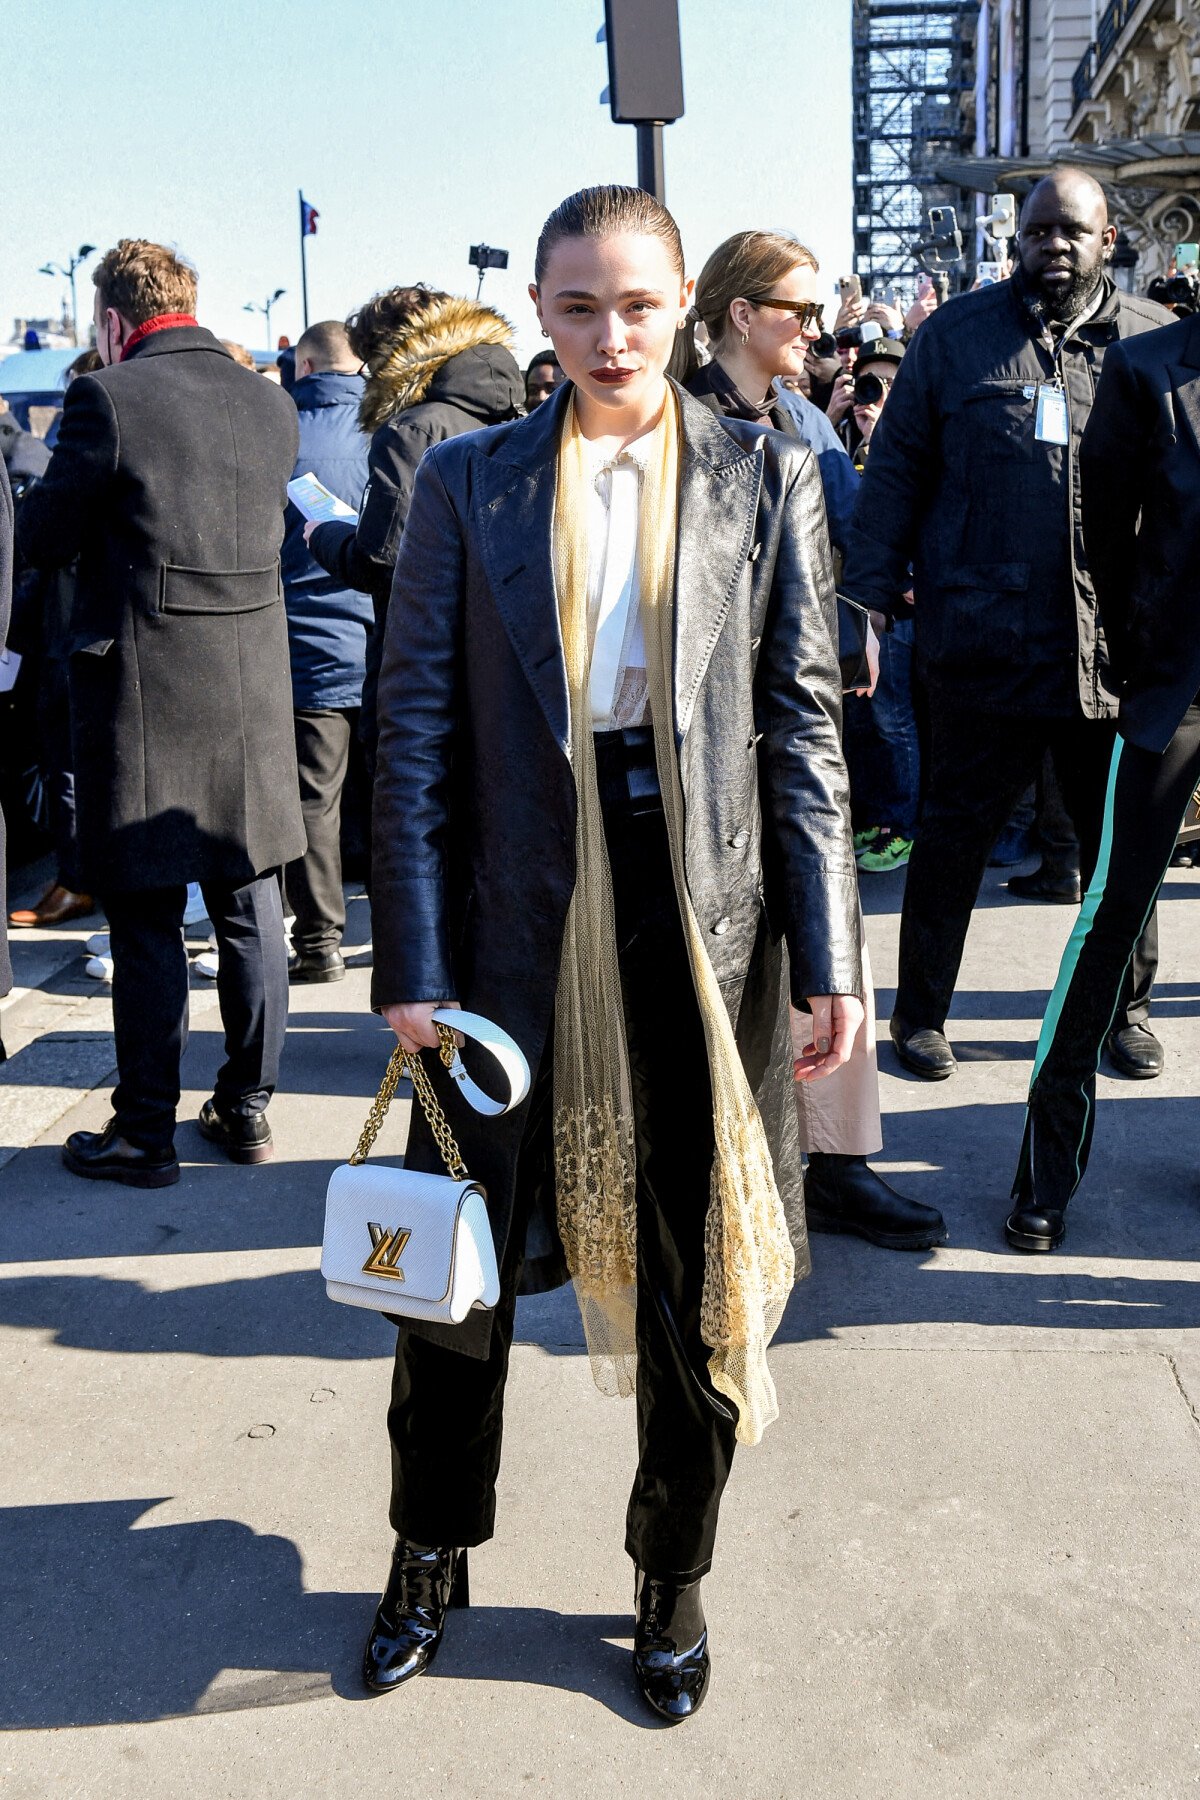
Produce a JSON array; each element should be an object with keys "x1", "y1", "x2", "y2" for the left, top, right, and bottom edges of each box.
[
  {"x1": 362, "y1": 1540, "x2": 469, "y2": 1694},
  {"x1": 633, "y1": 1571, "x2": 710, "y2": 1723}
]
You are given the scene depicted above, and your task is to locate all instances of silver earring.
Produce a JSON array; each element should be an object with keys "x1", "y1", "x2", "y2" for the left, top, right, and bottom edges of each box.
[
  {"x1": 542, "y1": 328, "x2": 550, "y2": 339},
  {"x1": 740, "y1": 331, "x2": 749, "y2": 346}
]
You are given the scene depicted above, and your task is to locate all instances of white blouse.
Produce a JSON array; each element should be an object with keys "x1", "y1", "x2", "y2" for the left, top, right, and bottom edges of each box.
[{"x1": 581, "y1": 432, "x2": 653, "y2": 730}]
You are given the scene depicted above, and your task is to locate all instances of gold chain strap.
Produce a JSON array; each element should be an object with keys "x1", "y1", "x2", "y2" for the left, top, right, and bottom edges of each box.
[{"x1": 349, "y1": 1023, "x2": 468, "y2": 1180}]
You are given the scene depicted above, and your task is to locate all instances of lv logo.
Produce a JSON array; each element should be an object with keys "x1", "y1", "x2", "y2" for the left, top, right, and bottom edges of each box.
[{"x1": 363, "y1": 1221, "x2": 412, "y2": 1281}]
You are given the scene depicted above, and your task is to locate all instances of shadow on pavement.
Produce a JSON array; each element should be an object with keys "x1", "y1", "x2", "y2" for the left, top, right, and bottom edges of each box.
[
  {"x1": 0, "y1": 1500, "x2": 653, "y2": 1729},
  {"x1": 0, "y1": 1268, "x2": 391, "y2": 1358},
  {"x1": 0, "y1": 1499, "x2": 373, "y2": 1727}
]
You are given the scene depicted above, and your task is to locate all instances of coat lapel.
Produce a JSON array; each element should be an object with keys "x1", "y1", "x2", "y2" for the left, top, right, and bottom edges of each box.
[
  {"x1": 476, "y1": 386, "x2": 570, "y2": 752},
  {"x1": 1170, "y1": 316, "x2": 1200, "y2": 462},
  {"x1": 474, "y1": 381, "x2": 763, "y2": 750},
  {"x1": 672, "y1": 382, "x2": 764, "y2": 739}
]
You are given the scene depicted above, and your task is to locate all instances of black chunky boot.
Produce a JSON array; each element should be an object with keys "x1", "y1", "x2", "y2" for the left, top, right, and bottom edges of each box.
[
  {"x1": 362, "y1": 1540, "x2": 469, "y2": 1694},
  {"x1": 633, "y1": 1571, "x2": 710, "y2": 1723},
  {"x1": 804, "y1": 1152, "x2": 947, "y2": 1250}
]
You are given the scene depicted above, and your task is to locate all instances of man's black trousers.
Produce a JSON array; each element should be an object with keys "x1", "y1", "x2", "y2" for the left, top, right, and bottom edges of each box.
[
  {"x1": 105, "y1": 873, "x2": 288, "y2": 1151},
  {"x1": 896, "y1": 701, "x2": 1157, "y2": 1033},
  {"x1": 1014, "y1": 703, "x2": 1200, "y2": 1209},
  {"x1": 285, "y1": 708, "x2": 359, "y2": 958},
  {"x1": 386, "y1": 728, "x2": 739, "y2": 1583}
]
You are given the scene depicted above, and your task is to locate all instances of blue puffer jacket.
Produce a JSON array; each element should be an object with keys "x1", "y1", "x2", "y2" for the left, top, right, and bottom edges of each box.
[{"x1": 281, "y1": 371, "x2": 373, "y2": 710}]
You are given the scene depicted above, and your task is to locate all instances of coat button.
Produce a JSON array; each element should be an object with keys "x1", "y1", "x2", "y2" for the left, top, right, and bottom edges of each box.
[
  {"x1": 711, "y1": 916, "x2": 731, "y2": 935},
  {"x1": 728, "y1": 830, "x2": 749, "y2": 849}
]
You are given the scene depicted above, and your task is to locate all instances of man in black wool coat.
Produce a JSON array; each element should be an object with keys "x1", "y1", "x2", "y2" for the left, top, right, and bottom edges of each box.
[{"x1": 18, "y1": 239, "x2": 304, "y2": 1186}]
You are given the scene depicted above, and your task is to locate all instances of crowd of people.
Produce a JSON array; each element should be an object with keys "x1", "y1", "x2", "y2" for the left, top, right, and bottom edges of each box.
[{"x1": 0, "y1": 165, "x2": 1197, "y2": 1718}]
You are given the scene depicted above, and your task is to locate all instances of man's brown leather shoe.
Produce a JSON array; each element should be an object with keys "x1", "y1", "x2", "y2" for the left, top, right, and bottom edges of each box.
[{"x1": 9, "y1": 885, "x2": 96, "y2": 928}]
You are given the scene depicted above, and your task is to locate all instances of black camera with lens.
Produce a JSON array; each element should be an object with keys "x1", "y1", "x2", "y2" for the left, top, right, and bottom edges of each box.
[
  {"x1": 834, "y1": 321, "x2": 885, "y2": 352},
  {"x1": 809, "y1": 331, "x2": 838, "y2": 360},
  {"x1": 853, "y1": 371, "x2": 887, "y2": 407},
  {"x1": 1146, "y1": 270, "x2": 1199, "y2": 316}
]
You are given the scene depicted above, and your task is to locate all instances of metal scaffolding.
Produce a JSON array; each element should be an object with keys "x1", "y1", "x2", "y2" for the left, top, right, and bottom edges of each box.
[{"x1": 852, "y1": 0, "x2": 976, "y2": 296}]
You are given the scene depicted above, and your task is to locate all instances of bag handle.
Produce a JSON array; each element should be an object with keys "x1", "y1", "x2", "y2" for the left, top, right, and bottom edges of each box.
[
  {"x1": 350, "y1": 1025, "x2": 469, "y2": 1179},
  {"x1": 348, "y1": 1012, "x2": 531, "y2": 1177}
]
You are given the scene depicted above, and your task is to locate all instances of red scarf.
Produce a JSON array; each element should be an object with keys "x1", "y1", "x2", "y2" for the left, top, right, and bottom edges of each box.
[{"x1": 119, "y1": 313, "x2": 200, "y2": 362}]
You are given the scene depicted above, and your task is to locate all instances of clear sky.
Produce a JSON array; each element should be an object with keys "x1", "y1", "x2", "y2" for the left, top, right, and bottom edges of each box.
[{"x1": 6, "y1": 0, "x2": 852, "y2": 367}]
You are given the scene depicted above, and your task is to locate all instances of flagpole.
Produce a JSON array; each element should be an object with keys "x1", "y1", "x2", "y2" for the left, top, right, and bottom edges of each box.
[{"x1": 299, "y1": 189, "x2": 310, "y2": 330}]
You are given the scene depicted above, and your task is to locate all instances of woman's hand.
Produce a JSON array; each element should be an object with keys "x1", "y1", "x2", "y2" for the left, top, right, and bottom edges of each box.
[
  {"x1": 302, "y1": 519, "x2": 317, "y2": 546},
  {"x1": 794, "y1": 995, "x2": 865, "y2": 1082},
  {"x1": 381, "y1": 999, "x2": 461, "y2": 1055},
  {"x1": 853, "y1": 619, "x2": 881, "y2": 698}
]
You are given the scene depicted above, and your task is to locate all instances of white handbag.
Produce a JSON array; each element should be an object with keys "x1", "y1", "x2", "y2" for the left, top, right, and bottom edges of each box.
[{"x1": 321, "y1": 1009, "x2": 530, "y2": 1324}]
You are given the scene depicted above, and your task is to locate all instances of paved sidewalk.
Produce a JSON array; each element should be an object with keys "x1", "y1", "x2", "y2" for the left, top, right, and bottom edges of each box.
[{"x1": 1, "y1": 868, "x2": 1198, "y2": 1798}]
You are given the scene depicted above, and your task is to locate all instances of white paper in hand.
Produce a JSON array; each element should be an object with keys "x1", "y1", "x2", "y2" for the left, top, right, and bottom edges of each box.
[{"x1": 287, "y1": 472, "x2": 359, "y2": 526}]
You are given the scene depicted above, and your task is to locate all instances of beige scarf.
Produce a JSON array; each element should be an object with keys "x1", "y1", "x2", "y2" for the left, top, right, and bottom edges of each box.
[{"x1": 550, "y1": 386, "x2": 795, "y2": 1447}]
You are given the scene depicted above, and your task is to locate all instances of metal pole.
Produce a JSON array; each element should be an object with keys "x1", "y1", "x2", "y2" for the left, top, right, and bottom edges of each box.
[
  {"x1": 635, "y1": 123, "x2": 666, "y2": 203},
  {"x1": 299, "y1": 191, "x2": 310, "y2": 330},
  {"x1": 68, "y1": 264, "x2": 79, "y2": 347},
  {"x1": 264, "y1": 300, "x2": 272, "y2": 350}
]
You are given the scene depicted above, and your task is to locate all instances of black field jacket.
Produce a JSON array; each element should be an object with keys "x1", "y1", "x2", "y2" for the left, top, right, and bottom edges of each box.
[{"x1": 842, "y1": 273, "x2": 1171, "y2": 717}]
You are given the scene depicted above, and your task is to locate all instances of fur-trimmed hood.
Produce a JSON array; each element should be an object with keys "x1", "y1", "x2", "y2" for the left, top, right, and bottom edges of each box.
[{"x1": 359, "y1": 295, "x2": 524, "y2": 433}]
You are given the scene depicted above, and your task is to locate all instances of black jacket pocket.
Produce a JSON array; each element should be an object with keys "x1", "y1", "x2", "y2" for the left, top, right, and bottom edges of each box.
[{"x1": 159, "y1": 562, "x2": 281, "y2": 616}]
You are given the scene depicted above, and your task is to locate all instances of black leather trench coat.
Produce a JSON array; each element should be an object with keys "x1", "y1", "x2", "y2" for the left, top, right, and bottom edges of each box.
[{"x1": 371, "y1": 380, "x2": 862, "y2": 1359}]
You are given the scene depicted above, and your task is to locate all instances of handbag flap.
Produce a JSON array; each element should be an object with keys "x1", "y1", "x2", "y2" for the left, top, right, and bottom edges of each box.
[{"x1": 322, "y1": 1163, "x2": 485, "y2": 1304}]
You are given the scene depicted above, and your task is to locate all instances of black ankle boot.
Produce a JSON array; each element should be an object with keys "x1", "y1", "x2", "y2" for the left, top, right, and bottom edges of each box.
[
  {"x1": 633, "y1": 1571, "x2": 710, "y2": 1722},
  {"x1": 1005, "y1": 1200, "x2": 1066, "y2": 1252},
  {"x1": 362, "y1": 1540, "x2": 469, "y2": 1694},
  {"x1": 804, "y1": 1153, "x2": 947, "y2": 1250}
]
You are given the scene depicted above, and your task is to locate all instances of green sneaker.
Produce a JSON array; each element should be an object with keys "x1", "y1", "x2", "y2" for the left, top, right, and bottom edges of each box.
[
  {"x1": 853, "y1": 826, "x2": 882, "y2": 856},
  {"x1": 858, "y1": 830, "x2": 913, "y2": 873}
]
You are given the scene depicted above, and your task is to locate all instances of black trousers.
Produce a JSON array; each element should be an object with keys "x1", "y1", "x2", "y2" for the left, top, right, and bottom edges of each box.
[
  {"x1": 105, "y1": 872, "x2": 288, "y2": 1151},
  {"x1": 896, "y1": 702, "x2": 1156, "y2": 1032},
  {"x1": 285, "y1": 708, "x2": 358, "y2": 957},
  {"x1": 1016, "y1": 704, "x2": 1200, "y2": 1208},
  {"x1": 386, "y1": 728, "x2": 738, "y2": 1582}
]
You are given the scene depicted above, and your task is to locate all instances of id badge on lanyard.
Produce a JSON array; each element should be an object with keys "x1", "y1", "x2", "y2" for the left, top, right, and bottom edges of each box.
[{"x1": 1035, "y1": 382, "x2": 1069, "y2": 446}]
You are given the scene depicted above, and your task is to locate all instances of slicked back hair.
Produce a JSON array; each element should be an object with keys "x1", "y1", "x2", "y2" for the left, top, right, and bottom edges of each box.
[{"x1": 534, "y1": 184, "x2": 685, "y2": 288}]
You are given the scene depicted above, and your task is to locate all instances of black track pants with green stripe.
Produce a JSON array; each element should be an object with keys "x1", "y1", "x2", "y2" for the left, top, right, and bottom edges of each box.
[{"x1": 1014, "y1": 702, "x2": 1200, "y2": 1210}]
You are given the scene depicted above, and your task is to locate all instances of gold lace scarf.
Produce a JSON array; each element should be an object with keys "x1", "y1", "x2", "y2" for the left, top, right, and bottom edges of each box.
[{"x1": 551, "y1": 386, "x2": 795, "y2": 1446}]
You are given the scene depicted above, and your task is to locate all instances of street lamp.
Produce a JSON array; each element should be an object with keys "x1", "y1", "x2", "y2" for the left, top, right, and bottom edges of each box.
[
  {"x1": 38, "y1": 243, "x2": 97, "y2": 346},
  {"x1": 244, "y1": 288, "x2": 286, "y2": 349}
]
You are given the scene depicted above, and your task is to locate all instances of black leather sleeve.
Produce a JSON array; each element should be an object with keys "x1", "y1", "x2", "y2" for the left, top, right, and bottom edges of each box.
[
  {"x1": 1080, "y1": 341, "x2": 1146, "y2": 683},
  {"x1": 369, "y1": 447, "x2": 464, "y2": 1011},
  {"x1": 756, "y1": 447, "x2": 863, "y2": 1005},
  {"x1": 14, "y1": 376, "x2": 118, "y2": 571}
]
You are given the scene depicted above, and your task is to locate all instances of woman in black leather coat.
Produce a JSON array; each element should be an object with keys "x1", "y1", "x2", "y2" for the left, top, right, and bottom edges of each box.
[{"x1": 361, "y1": 185, "x2": 863, "y2": 1721}]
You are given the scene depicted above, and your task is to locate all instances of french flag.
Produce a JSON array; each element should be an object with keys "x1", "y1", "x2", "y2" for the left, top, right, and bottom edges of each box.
[{"x1": 300, "y1": 195, "x2": 319, "y2": 237}]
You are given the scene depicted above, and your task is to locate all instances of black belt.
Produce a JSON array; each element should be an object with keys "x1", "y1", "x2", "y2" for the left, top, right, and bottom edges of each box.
[{"x1": 593, "y1": 726, "x2": 663, "y2": 816}]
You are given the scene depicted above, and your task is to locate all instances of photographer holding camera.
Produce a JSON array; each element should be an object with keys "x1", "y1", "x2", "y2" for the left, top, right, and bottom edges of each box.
[
  {"x1": 848, "y1": 338, "x2": 904, "y2": 471},
  {"x1": 842, "y1": 167, "x2": 1173, "y2": 1087}
]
